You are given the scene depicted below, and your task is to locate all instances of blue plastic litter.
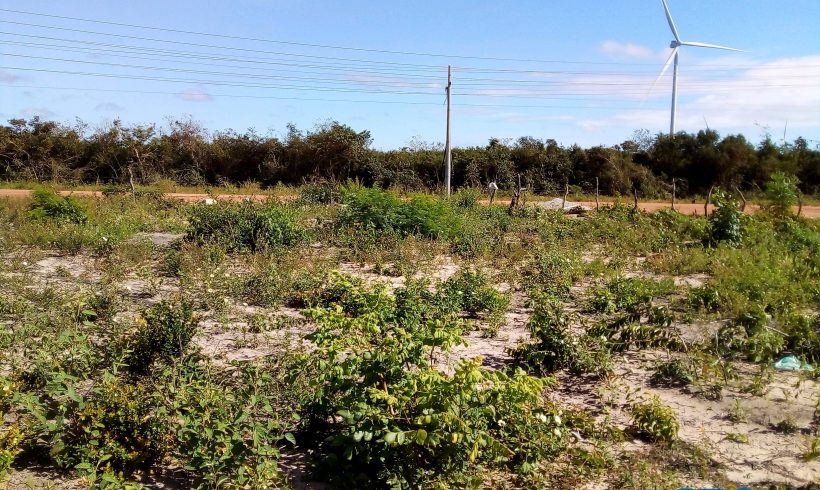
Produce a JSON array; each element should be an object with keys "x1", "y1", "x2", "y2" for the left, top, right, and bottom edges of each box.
[{"x1": 774, "y1": 355, "x2": 814, "y2": 371}]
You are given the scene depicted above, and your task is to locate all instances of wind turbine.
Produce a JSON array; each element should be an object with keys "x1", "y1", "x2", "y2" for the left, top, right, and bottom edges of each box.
[{"x1": 656, "y1": 0, "x2": 742, "y2": 136}]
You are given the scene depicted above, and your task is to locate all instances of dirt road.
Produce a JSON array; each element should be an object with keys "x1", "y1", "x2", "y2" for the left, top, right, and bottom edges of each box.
[{"x1": 1, "y1": 188, "x2": 817, "y2": 218}]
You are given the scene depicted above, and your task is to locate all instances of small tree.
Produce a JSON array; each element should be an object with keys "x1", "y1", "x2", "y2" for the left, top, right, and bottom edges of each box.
[
  {"x1": 707, "y1": 189, "x2": 742, "y2": 246},
  {"x1": 764, "y1": 172, "x2": 800, "y2": 217}
]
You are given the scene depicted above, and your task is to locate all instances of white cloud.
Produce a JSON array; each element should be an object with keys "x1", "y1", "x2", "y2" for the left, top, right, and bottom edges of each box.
[
  {"x1": 600, "y1": 40, "x2": 657, "y2": 60},
  {"x1": 576, "y1": 55, "x2": 820, "y2": 135},
  {"x1": 177, "y1": 89, "x2": 213, "y2": 102}
]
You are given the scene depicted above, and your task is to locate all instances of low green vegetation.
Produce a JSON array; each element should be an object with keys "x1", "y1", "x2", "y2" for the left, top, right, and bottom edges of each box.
[{"x1": 0, "y1": 174, "x2": 818, "y2": 488}]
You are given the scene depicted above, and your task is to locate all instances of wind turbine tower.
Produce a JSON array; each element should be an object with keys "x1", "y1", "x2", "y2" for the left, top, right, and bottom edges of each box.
[{"x1": 657, "y1": 0, "x2": 742, "y2": 135}]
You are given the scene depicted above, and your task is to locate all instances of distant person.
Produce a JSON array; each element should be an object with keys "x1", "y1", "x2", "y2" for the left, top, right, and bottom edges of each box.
[{"x1": 488, "y1": 181, "x2": 498, "y2": 204}]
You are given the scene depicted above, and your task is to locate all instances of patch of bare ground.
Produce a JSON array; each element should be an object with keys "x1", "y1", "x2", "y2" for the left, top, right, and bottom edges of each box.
[
  {"x1": 195, "y1": 306, "x2": 315, "y2": 364},
  {"x1": 443, "y1": 292, "x2": 532, "y2": 372},
  {"x1": 554, "y1": 349, "x2": 820, "y2": 487}
]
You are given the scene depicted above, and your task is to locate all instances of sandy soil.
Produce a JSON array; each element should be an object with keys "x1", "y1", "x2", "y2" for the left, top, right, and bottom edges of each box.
[{"x1": 2, "y1": 188, "x2": 817, "y2": 218}]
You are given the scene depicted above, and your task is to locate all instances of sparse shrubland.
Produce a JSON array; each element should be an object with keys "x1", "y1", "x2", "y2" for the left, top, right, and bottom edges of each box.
[{"x1": 1, "y1": 180, "x2": 819, "y2": 489}]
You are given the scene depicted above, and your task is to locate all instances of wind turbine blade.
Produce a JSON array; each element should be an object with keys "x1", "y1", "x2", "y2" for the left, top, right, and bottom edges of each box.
[
  {"x1": 643, "y1": 47, "x2": 678, "y2": 100},
  {"x1": 681, "y1": 41, "x2": 744, "y2": 51},
  {"x1": 660, "y1": 0, "x2": 681, "y2": 42}
]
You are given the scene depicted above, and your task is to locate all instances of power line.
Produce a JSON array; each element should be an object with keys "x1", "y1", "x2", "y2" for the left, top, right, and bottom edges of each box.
[
  {"x1": 2, "y1": 84, "x2": 670, "y2": 110},
  {"x1": 0, "y1": 7, "x2": 708, "y2": 66},
  {"x1": 4, "y1": 66, "x2": 816, "y2": 100}
]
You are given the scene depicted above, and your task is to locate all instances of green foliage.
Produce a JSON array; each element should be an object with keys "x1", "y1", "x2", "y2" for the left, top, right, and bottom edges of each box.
[
  {"x1": 339, "y1": 186, "x2": 461, "y2": 239},
  {"x1": 439, "y1": 269, "x2": 510, "y2": 322},
  {"x1": 784, "y1": 313, "x2": 820, "y2": 363},
  {"x1": 453, "y1": 187, "x2": 480, "y2": 208},
  {"x1": 297, "y1": 183, "x2": 338, "y2": 205},
  {"x1": 521, "y1": 248, "x2": 582, "y2": 299},
  {"x1": 59, "y1": 375, "x2": 167, "y2": 476},
  {"x1": 0, "y1": 377, "x2": 23, "y2": 480},
  {"x1": 590, "y1": 276, "x2": 675, "y2": 316},
  {"x1": 27, "y1": 187, "x2": 88, "y2": 224},
  {"x1": 186, "y1": 201, "x2": 303, "y2": 252},
  {"x1": 124, "y1": 300, "x2": 199, "y2": 373},
  {"x1": 764, "y1": 172, "x2": 800, "y2": 217},
  {"x1": 651, "y1": 359, "x2": 694, "y2": 387},
  {"x1": 707, "y1": 189, "x2": 743, "y2": 246},
  {"x1": 512, "y1": 297, "x2": 611, "y2": 376},
  {"x1": 299, "y1": 278, "x2": 568, "y2": 487},
  {"x1": 688, "y1": 285, "x2": 721, "y2": 312},
  {"x1": 166, "y1": 361, "x2": 291, "y2": 488},
  {"x1": 630, "y1": 396, "x2": 679, "y2": 445}
]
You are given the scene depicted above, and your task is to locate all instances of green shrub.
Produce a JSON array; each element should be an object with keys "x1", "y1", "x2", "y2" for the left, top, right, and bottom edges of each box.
[
  {"x1": 784, "y1": 313, "x2": 820, "y2": 363},
  {"x1": 512, "y1": 299, "x2": 576, "y2": 374},
  {"x1": 454, "y1": 187, "x2": 480, "y2": 208},
  {"x1": 439, "y1": 269, "x2": 510, "y2": 322},
  {"x1": 125, "y1": 300, "x2": 199, "y2": 373},
  {"x1": 59, "y1": 375, "x2": 167, "y2": 476},
  {"x1": 186, "y1": 201, "x2": 303, "y2": 251},
  {"x1": 590, "y1": 276, "x2": 675, "y2": 316},
  {"x1": 512, "y1": 298, "x2": 610, "y2": 376},
  {"x1": 630, "y1": 396, "x2": 679, "y2": 445},
  {"x1": 707, "y1": 189, "x2": 743, "y2": 246},
  {"x1": 688, "y1": 285, "x2": 721, "y2": 312},
  {"x1": 298, "y1": 184, "x2": 338, "y2": 205},
  {"x1": 338, "y1": 186, "x2": 404, "y2": 233},
  {"x1": 522, "y1": 249, "x2": 581, "y2": 299},
  {"x1": 339, "y1": 187, "x2": 461, "y2": 239},
  {"x1": 764, "y1": 172, "x2": 800, "y2": 217},
  {"x1": 301, "y1": 295, "x2": 567, "y2": 488},
  {"x1": 651, "y1": 359, "x2": 694, "y2": 387},
  {"x1": 27, "y1": 187, "x2": 88, "y2": 224},
  {"x1": 168, "y1": 362, "x2": 290, "y2": 488}
]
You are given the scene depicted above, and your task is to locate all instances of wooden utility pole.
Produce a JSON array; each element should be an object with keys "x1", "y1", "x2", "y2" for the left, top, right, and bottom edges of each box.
[
  {"x1": 671, "y1": 178, "x2": 676, "y2": 211},
  {"x1": 595, "y1": 177, "x2": 600, "y2": 210},
  {"x1": 704, "y1": 185, "x2": 714, "y2": 216},
  {"x1": 444, "y1": 65, "x2": 452, "y2": 198}
]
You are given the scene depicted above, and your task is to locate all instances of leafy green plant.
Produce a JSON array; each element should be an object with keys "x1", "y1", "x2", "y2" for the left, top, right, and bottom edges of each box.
[
  {"x1": 590, "y1": 276, "x2": 675, "y2": 316},
  {"x1": 764, "y1": 172, "x2": 800, "y2": 217},
  {"x1": 439, "y1": 269, "x2": 510, "y2": 323},
  {"x1": 453, "y1": 187, "x2": 480, "y2": 208},
  {"x1": 166, "y1": 361, "x2": 291, "y2": 488},
  {"x1": 726, "y1": 399, "x2": 748, "y2": 423},
  {"x1": 707, "y1": 189, "x2": 742, "y2": 246},
  {"x1": 59, "y1": 374, "x2": 167, "y2": 477},
  {"x1": 521, "y1": 248, "x2": 582, "y2": 299},
  {"x1": 186, "y1": 201, "x2": 303, "y2": 251},
  {"x1": 298, "y1": 279, "x2": 568, "y2": 487},
  {"x1": 630, "y1": 396, "x2": 679, "y2": 445},
  {"x1": 651, "y1": 359, "x2": 694, "y2": 387},
  {"x1": 124, "y1": 300, "x2": 199, "y2": 373},
  {"x1": 298, "y1": 183, "x2": 338, "y2": 205},
  {"x1": 27, "y1": 187, "x2": 88, "y2": 224}
]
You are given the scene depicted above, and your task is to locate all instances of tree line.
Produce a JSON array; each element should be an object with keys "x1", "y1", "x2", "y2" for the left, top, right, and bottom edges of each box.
[{"x1": 1, "y1": 117, "x2": 818, "y2": 197}]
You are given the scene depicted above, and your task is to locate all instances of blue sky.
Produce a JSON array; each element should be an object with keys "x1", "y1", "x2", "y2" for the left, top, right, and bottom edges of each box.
[{"x1": 1, "y1": 0, "x2": 818, "y2": 149}]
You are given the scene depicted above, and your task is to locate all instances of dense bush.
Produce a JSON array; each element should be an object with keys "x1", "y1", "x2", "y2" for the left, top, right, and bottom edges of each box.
[
  {"x1": 186, "y1": 201, "x2": 303, "y2": 251},
  {"x1": 338, "y1": 186, "x2": 460, "y2": 239},
  {"x1": 299, "y1": 278, "x2": 569, "y2": 487},
  {"x1": 630, "y1": 396, "x2": 679, "y2": 445},
  {"x1": 764, "y1": 172, "x2": 800, "y2": 217},
  {"x1": 707, "y1": 189, "x2": 743, "y2": 246},
  {"x1": 438, "y1": 269, "x2": 510, "y2": 323},
  {"x1": 27, "y1": 187, "x2": 88, "y2": 224},
  {"x1": 59, "y1": 375, "x2": 167, "y2": 475},
  {"x1": 124, "y1": 300, "x2": 199, "y2": 373}
]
